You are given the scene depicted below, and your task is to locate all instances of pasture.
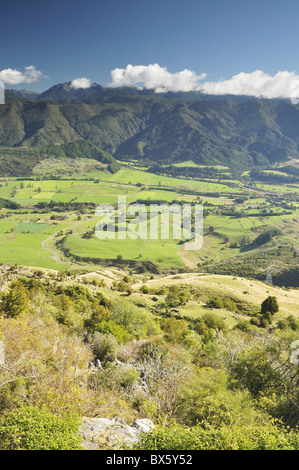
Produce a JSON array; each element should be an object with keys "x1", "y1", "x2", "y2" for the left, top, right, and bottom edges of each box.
[{"x1": 0, "y1": 163, "x2": 297, "y2": 279}]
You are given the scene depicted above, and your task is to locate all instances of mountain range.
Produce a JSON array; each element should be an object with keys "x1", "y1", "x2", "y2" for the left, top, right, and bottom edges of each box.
[{"x1": 1, "y1": 82, "x2": 299, "y2": 175}]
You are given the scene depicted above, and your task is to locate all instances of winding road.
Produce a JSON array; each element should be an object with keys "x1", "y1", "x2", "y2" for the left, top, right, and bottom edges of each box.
[{"x1": 41, "y1": 230, "x2": 61, "y2": 262}]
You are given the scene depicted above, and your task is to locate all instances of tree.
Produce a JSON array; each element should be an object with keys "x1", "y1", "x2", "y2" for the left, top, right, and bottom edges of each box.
[
  {"x1": 84, "y1": 305, "x2": 110, "y2": 330},
  {"x1": 178, "y1": 292, "x2": 190, "y2": 305},
  {"x1": 0, "y1": 281, "x2": 30, "y2": 318},
  {"x1": 261, "y1": 296, "x2": 279, "y2": 315},
  {"x1": 165, "y1": 291, "x2": 180, "y2": 308},
  {"x1": 230, "y1": 350, "x2": 285, "y2": 398},
  {"x1": 160, "y1": 317, "x2": 189, "y2": 343}
]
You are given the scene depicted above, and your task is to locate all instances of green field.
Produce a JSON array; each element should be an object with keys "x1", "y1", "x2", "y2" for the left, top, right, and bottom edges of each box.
[{"x1": 0, "y1": 164, "x2": 298, "y2": 284}]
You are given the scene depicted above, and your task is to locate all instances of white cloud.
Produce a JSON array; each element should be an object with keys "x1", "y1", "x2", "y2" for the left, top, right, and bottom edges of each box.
[
  {"x1": 109, "y1": 64, "x2": 207, "y2": 93},
  {"x1": 70, "y1": 77, "x2": 92, "y2": 89},
  {"x1": 109, "y1": 64, "x2": 299, "y2": 99},
  {"x1": 0, "y1": 65, "x2": 44, "y2": 84},
  {"x1": 199, "y1": 70, "x2": 299, "y2": 99}
]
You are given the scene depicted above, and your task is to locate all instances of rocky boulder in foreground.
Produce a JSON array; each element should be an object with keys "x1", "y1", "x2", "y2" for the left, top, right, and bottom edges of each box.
[{"x1": 80, "y1": 417, "x2": 155, "y2": 450}]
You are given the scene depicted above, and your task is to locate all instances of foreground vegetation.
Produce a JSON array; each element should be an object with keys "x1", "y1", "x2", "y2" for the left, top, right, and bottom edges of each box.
[{"x1": 0, "y1": 264, "x2": 298, "y2": 450}]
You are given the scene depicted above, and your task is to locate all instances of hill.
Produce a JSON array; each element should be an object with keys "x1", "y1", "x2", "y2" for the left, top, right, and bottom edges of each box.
[
  {"x1": 1, "y1": 86, "x2": 299, "y2": 173},
  {"x1": 0, "y1": 264, "x2": 299, "y2": 450},
  {"x1": 37, "y1": 81, "x2": 105, "y2": 102},
  {"x1": 0, "y1": 140, "x2": 117, "y2": 176},
  {"x1": 8, "y1": 89, "x2": 40, "y2": 99},
  {"x1": 135, "y1": 272, "x2": 299, "y2": 322}
]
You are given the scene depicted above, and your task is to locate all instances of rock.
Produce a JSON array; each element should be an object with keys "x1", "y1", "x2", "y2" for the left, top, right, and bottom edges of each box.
[
  {"x1": 132, "y1": 419, "x2": 155, "y2": 433},
  {"x1": 80, "y1": 416, "x2": 154, "y2": 450},
  {"x1": 96, "y1": 359, "x2": 102, "y2": 368}
]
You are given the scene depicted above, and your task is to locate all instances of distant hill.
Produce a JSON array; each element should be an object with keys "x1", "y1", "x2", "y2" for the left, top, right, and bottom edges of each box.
[
  {"x1": 0, "y1": 140, "x2": 117, "y2": 176},
  {"x1": 1, "y1": 83, "x2": 299, "y2": 174},
  {"x1": 37, "y1": 82, "x2": 105, "y2": 102},
  {"x1": 8, "y1": 89, "x2": 40, "y2": 100},
  {"x1": 7, "y1": 83, "x2": 257, "y2": 103}
]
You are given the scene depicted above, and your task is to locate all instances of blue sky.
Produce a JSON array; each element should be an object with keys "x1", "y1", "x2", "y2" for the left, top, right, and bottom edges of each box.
[{"x1": 1, "y1": 0, "x2": 299, "y2": 97}]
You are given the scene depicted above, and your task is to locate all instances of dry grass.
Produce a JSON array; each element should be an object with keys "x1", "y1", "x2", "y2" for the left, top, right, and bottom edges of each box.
[{"x1": 137, "y1": 273, "x2": 299, "y2": 320}]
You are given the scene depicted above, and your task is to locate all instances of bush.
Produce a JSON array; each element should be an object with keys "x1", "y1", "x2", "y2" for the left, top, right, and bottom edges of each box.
[
  {"x1": 250, "y1": 317, "x2": 261, "y2": 327},
  {"x1": 0, "y1": 406, "x2": 82, "y2": 450},
  {"x1": 206, "y1": 296, "x2": 223, "y2": 309},
  {"x1": 133, "y1": 421, "x2": 299, "y2": 450},
  {"x1": 176, "y1": 369, "x2": 259, "y2": 427},
  {"x1": 206, "y1": 296, "x2": 237, "y2": 312},
  {"x1": 140, "y1": 285, "x2": 149, "y2": 294},
  {"x1": 119, "y1": 368, "x2": 140, "y2": 389},
  {"x1": 92, "y1": 332, "x2": 118, "y2": 364},
  {"x1": 235, "y1": 321, "x2": 255, "y2": 333},
  {"x1": 110, "y1": 299, "x2": 160, "y2": 338},
  {"x1": 229, "y1": 350, "x2": 285, "y2": 398},
  {"x1": 94, "y1": 320, "x2": 130, "y2": 344},
  {"x1": 202, "y1": 313, "x2": 225, "y2": 330},
  {"x1": 287, "y1": 315, "x2": 299, "y2": 331},
  {"x1": 84, "y1": 305, "x2": 111, "y2": 330}
]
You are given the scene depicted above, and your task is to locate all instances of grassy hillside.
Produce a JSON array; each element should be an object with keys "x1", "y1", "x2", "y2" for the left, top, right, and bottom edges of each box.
[
  {"x1": 136, "y1": 272, "x2": 299, "y2": 321},
  {"x1": 0, "y1": 264, "x2": 298, "y2": 450}
]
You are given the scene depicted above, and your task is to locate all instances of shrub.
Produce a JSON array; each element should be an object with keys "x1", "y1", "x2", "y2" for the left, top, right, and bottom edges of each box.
[
  {"x1": 154, "y1": 287, "x2": 167, "y2": 295},
  {"x1": 206, "y1": 297, "x2": 223, "y2": 309},
  {"x1": 0, "y1": 406, "x2": 82, "y2": 450},
  {"x1": 277, "y1": 319, "x2": 289, "y2": 330},
  {"x1": 94, "y1": 320, "x2": 130, "y2": 344},
  {"x1": 176, "y1": 369, "x2": 259, "y2": 427},
  {"x1": 140, "y1": 285, "x2": 149, "y2": 294},
  {"x1": 119, "y1": 368, "x2": 140, "y2": 389},
  {"x1": 133, "y1": 421, "x2": 299, "y2": 450},
  {"x1": 287, "y1": 315, "x2": 299, "y2": 331},
  {"x1": 202, "y1": 313, "x2": 225, "y2": 330},
  {"x1": 194, "y1": 320, "x2": 215, "y2": 343},
  {"x1": 235, "y1": 321, "x2": 255, "y2": 333},
  {"x1": 206, "y1": 296, "x2": 237, "y2": 312},
  {"x1": 229, "y1": 350, "x2": 285, "y2": 398},
  {"x1": 250, "y1": 317, "x2": 261, "y2": 327},
  {"x1": 91, "y1": 332, "x2": 118, "y2": 364},
  {"x1": 222, "y1": 298, "x2": 238, "y2": 312},
  {"x1": 116, "y1": 281, "x2": 129, "y2": 292},
  {"x1": 253, "y1": 228, "x2": 282, "y2": 247}
]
